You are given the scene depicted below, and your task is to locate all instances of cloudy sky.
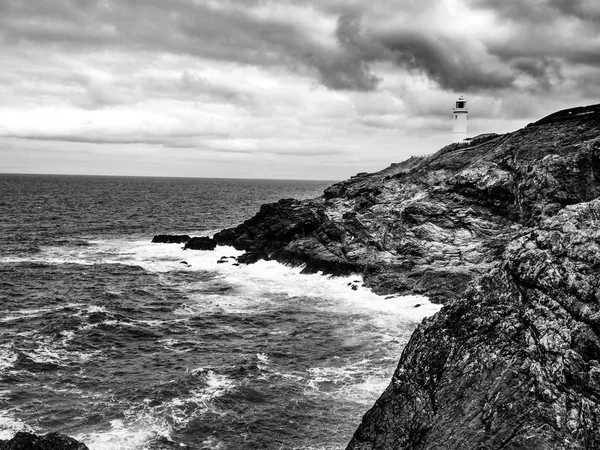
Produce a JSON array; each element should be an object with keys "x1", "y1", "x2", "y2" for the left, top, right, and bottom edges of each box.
[{"x1": 1, "y1": 0, "x2": 598, "y2": 180}]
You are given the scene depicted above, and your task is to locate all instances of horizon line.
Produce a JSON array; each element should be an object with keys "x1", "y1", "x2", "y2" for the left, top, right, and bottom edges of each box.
[{"x1": 0, "y1": 171, "x2": 341, "y2": 183}]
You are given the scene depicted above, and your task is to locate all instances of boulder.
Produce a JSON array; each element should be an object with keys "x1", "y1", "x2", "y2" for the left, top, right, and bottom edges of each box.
[{"x1": 0, "y1": 432, "x2": 89, "y2": 450}]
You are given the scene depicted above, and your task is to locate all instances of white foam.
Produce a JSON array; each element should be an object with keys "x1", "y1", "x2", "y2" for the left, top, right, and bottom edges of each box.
[
  {"x1": 157, "y1": 338, "x2": 193, "y2": 354},
  {"x1": 78, "y1": 368, "x2": 236, "y2": 449},
  {"x1": 87, "y1": 305, "x2": 109, "y2": 313},
  {"x1": 14, "y1": 334, "x2": 101, "y2": 368},
  {"x1": 201, "y1": 436, "x2": 226, "y2": 450},
  {"x1": 305, "y1": 363, "x2": 391, "y2": 401},
  {"x1": 153, "y1": 369, "x2": 236, "y2": 432},
  {"x1": 0, "y1": 411, "x2": 34, "y2": 440},
  {"x1": 76, "y1": 399, "x2": 178, "y2": 450},
  {"x1": 0, "y1": 307, "x2": 59, "y2": 323},
  {"x1": 0, "y1": 303, "x2": 88, "y2": 324},
  {"x1": 0, "y1": 344, "x2": 17, "y2": 371},
  {"x1": 256, "y1": 352, "x2": 269, "y2": 365},
  {"x1": 76, "y1": 423, "x2": 167, "y2": 450}
]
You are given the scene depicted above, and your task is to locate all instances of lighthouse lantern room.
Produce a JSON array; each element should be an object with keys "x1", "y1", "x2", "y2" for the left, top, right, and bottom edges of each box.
[{"x1": 452, "y1": 95, "x2": 468, "y2": 143}]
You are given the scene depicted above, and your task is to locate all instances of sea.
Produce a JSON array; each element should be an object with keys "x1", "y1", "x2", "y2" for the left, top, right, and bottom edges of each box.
[{"x1": 0, "y1": 174, "x2": 441, "y2": 450}]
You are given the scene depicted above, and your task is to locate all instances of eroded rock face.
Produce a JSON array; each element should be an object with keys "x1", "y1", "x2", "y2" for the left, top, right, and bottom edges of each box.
[
  {"x1": 346, "y1": 198, "x2": 600, "y2": 449},
  {"x1": 214, "y1": 105, "x2": 600, "y2": 303}
]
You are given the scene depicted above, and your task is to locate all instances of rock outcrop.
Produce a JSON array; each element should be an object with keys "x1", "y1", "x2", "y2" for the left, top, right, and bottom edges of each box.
[
  {"x1": 0, "y1": 432, "x2": 89, "y2": 450},
  {"x1": 151, "y1": 234, "x2": 191, "y2": 244},
  {"x1": 347, "y1": 198, "x2": 600, "y2": 449},
  {"x1": 213, "y1": 104, "x2": 600, "y2": 303},
  {"x1": 183, "y1": 236, "x2": 217, "y2": 250}
]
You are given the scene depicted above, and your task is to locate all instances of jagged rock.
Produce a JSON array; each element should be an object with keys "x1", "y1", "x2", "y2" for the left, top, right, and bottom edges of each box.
[
  {"x1": 151, "y1": 234, "x2": 191, "y2": 244},
  {"x1": 0, "y1": 432, "x2": 89, "y2": 450},
  {"x1": 214, "y1": 105, "x2": 600, "y2": 303},
  {"x1": 183, "y1": 236, "x2": 217, "y2": 250},
  {"x1": 237, "y1": 251, "x2": 269, "y2": 265},
  {"x1": 347, "y1": 198, "x2": 600, "y2": 449}
]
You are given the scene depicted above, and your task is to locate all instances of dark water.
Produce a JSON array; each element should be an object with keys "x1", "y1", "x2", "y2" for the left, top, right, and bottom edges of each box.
[{"x1": 0, "y1": 174, "x2": 440, "y2": 449}]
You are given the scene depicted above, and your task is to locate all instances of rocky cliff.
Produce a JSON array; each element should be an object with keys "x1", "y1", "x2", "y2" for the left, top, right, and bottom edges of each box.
[
  {"x1": 213, "y1": 104, "x2": 600, "y2": 448},
  {"x1": 347, "y1": 198, "x2": 600, "y2": 449},
  {"x1": 215, "y1": 104, "x2": 600, "y2": 303}
]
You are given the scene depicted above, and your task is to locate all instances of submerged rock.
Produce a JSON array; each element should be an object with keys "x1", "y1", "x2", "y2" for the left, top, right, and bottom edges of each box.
[{"x1": 0, "y1": 432, "x2": 89, "y2": 450}]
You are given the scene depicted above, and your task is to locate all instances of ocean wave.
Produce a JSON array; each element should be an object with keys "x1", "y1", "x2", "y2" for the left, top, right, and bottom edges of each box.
[
  {"x1": 0, "y1": 303, "x2": 83, "y2": 323},
  {"x1": 75, "y1": 418, "x2": 171, "y2": 450},
  {"x1": 75, "y1": 369, "x2": 236, "y2": 450},
  {"x1": 305, "y1": 363, "x2": 391, "y2": 401},
  {"x1": 5, "y1": 333, "x2": 102, "y2": 373}
]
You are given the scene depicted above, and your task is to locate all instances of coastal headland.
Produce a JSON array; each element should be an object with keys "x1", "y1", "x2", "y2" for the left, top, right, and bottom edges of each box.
[{"x1": 212, "y1": 103, "x2": 600, "y2": 449}]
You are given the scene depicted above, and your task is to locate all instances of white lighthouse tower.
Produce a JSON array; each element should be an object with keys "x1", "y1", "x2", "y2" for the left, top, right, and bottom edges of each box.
[{"x1": 452, "y1": 95, "x2": 468, "y2": 143}]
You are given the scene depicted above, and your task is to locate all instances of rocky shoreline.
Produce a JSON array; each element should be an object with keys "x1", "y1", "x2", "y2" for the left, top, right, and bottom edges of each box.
[
  {"x1": 207, "y1": 104, "x2": 600, "y2": 309},
  {"x1": 199, "y1": 103, "x2": 600, "y2": 448}
]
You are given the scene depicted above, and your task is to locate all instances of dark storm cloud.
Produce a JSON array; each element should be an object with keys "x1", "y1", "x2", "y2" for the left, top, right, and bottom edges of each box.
[
  {"x1": 0, "y1": 0, "x2": 491, "y2": 92},
  {"x1": 331, "y1": 0, "x2": 600, "y2": 92},
  {"x1": 376, "y1": 30, "x2": 515, "y2": 91},
  {"x1": 1, "y1": 0, "x2": 598, "y2": 95},
  {"x1": 311, "y1": 14, "x2": 382, "y2": 91},
  {"x1": 468, "y1": 0, "x2": 600, "y2": 65},
  {"x1": 0, "y1": 0, "x2": 382, "y2": 91},
  {"x1": 510, "y1": 57, "x2": 564, "y2": 90}
]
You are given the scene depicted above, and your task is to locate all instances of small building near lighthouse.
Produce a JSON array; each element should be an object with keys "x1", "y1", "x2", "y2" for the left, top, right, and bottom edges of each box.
[{"x1": 452, "y1": 95, "x2": 468, "y2": 143}]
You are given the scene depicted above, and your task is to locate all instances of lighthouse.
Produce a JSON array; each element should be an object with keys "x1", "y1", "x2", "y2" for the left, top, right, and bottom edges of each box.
[{"x1": 452, "y1": 95, "x2": 468, "y2": 143}]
